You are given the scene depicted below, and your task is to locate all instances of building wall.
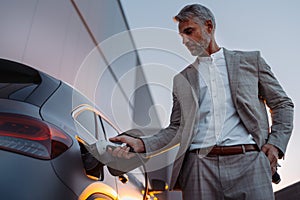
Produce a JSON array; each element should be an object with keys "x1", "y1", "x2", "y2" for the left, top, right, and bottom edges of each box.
[
  {"x1": 0, "y1": 0, "x2": 171, "y2": 199},
  {"x1": 0, "y1": 0, "x2": 162, "y2": 131}
]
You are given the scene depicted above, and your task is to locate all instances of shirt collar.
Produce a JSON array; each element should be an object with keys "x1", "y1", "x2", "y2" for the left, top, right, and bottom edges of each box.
[
  {"x1": 195, "y1": 47, "x2": 224, "y2": 64},
  {"x1": 211, "y1": 47, "x2": 224, "y2": 61}
]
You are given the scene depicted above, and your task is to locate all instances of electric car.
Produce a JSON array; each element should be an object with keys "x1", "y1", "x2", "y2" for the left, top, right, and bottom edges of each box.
[{"x1": 0, "y1": 58, "x2": 165, "y2": 200}]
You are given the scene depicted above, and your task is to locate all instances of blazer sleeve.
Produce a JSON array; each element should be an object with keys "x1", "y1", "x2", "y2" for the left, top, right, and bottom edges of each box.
[{"x1": 257, "y1": 52, "x2": 294, "y2": 157}]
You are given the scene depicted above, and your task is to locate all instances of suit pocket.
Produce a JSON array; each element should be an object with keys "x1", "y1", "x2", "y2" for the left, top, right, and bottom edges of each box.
[{"x1": 260, "y1": 151, "x2": 272, "y2": 178}]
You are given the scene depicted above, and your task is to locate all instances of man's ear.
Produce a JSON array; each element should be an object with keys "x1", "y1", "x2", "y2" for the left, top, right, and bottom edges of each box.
[{"x1": 205, "y1": 20, "x2": 214, "y2": 33}]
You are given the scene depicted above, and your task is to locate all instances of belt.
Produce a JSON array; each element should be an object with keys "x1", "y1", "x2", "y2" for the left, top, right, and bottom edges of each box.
[{"x1": 190, "y1": 144, "x2": 259, "y2": 156}]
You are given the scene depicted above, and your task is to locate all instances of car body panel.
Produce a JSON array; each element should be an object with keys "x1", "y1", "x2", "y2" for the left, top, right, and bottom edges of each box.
[
  {"x1": 0, "y1": 99, "x2": 40, "y2": 118},
  {"x1": 0, "y1": 150, "x2": 77, "y2": 199},
  {"x1": 0, "y1": 59, "x2": 146, "y2": 200},
  {"x1": 25, "y1": 72, "x2": 60, "y2": 107}
]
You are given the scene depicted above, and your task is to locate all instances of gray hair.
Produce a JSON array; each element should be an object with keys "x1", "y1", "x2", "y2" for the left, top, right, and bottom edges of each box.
[{"x1": 174, "y1": 4, "x2": 216, "y2": 29}]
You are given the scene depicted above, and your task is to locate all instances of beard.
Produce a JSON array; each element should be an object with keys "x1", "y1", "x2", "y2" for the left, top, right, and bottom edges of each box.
[{"x1": 186, "y1": 31, "x2": 211, "y2": 57}]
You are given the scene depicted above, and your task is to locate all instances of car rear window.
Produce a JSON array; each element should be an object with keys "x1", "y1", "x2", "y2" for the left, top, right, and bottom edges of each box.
[
  {"x1": 0, "y1": 59, "x2": 41, "y2": 84},
  {"x1": 0, "y1": 59, "x2": 41, "y2": 100}
]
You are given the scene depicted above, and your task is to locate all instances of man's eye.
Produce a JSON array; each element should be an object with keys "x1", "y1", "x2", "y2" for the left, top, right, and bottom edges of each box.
[{"x1": 184, "y1": 30, "x2": 192, "y2": 35}]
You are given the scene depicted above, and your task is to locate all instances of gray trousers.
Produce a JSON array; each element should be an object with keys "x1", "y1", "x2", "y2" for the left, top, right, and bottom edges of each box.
[{"x1": 178, "y1": 151, "x2": 274, "y2": 200}]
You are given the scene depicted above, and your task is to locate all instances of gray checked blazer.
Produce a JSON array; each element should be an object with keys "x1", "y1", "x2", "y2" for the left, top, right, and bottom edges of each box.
[{"x1": 139, "y1": 48, "x2": 294, "y2": 190}]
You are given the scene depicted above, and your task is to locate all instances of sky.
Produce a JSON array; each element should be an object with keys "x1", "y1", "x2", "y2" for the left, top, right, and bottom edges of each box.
[{"x1": 120, "y1": 0, "x2": 300, "y2": 192}]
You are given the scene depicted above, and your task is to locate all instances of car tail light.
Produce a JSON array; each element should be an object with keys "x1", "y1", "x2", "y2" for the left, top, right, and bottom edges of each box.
[{"x1": 0, "y1": 113, "x2": 72, "y2": 159}]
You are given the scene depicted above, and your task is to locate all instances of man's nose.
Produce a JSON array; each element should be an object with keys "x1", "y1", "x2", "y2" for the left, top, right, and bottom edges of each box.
[{"x1": 181, "y1": 34, "x2": 189, "y2": 45}]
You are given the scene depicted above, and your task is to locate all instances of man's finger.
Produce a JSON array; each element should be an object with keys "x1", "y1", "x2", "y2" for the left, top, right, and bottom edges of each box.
[
  {"x1": 111, "y1": 147, "x2": 122, "y2": 157},
  {"x1": 107, "y1": 147, "x2": 113, "y2": 153},
  {"x1": 272, "y1": 166, "x2": 277, "y2": 175},
  {"x1": 109, "y1": 136, "x2": 123, "y2": 142},
  {"x1": 124, "y1": 147, "x2": 135, "y2": 159},
  {"x1": 270, "y1": 154, "x2": 278, "y2": 168}
]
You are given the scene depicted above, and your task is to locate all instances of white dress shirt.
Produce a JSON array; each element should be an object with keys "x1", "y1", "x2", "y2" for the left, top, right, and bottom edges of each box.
[{"x1": 190, "y1": 48, "x2": 255, "y2": 150}]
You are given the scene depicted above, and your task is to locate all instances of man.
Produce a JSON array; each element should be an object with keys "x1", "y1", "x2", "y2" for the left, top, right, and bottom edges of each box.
[{"x1": 109, "y1": 4, "x2": 294, "y2": 199}]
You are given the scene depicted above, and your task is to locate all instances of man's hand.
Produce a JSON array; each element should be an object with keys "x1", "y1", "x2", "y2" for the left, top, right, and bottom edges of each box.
[
  {"x1": 262, "y1": 143, "x2": 279, "y2": 175},
  {"x1": 108, "y1": 135, "x2": 145, "y2": 159}
]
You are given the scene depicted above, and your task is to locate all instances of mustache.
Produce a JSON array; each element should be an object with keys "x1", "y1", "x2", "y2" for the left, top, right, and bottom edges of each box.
[{"x1": 185, "y1": 41, "x2": 205, "y2": 50}]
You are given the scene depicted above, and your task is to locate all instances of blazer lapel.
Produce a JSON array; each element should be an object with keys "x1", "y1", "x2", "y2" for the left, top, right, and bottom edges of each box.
[
  {"x1": 185, "y1": 60, "x2": 200, "y2": 100},
  {"x1": 224, "y1": 48, "x2": 240, "y2": 105}
]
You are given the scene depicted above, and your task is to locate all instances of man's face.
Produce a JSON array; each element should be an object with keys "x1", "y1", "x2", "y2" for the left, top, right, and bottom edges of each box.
[{"x1": 178, "y1": 19, "x2": 211, "y2": 56}]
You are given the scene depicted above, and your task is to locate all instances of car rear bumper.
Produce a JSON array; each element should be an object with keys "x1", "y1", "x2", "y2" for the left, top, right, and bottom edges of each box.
[{"x1": 0, "y1": 150, "x2": 78, "y2": 200}]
